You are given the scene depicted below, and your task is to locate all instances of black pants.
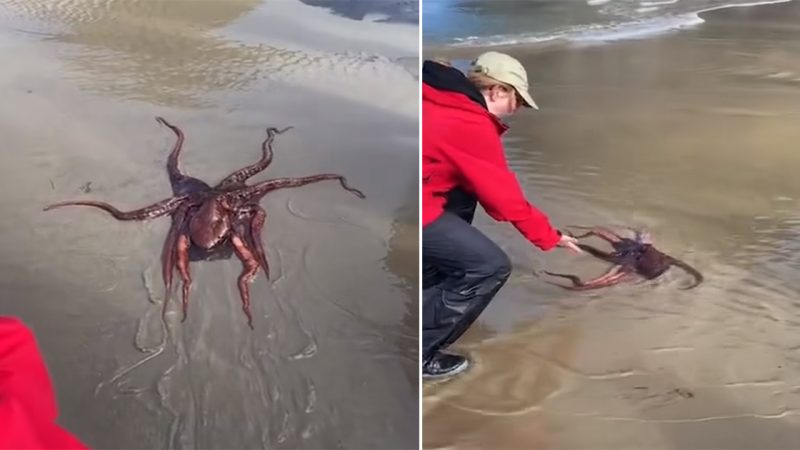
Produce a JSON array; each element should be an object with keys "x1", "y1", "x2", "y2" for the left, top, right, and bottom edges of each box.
[
  {"x1": 422, "y1": 188, "x2": 477, "y2": 289},
  {"x1": 422, "y1": 189, "x2": 511, "y2": 363}
]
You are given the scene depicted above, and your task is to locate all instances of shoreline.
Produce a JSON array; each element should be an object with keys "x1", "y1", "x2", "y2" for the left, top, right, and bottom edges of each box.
[{"x1": 423, "y1": 0, "x2": 797, "y2": 57}]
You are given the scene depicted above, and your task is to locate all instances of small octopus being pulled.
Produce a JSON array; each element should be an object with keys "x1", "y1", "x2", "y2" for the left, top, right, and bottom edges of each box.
[{"x1": 542, "y1": 226, "x2": 703, "y2": 291}]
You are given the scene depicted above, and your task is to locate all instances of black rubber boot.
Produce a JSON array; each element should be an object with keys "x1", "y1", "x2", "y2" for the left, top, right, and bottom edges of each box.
[{"x1": 422, "y1": 351, "x2": 470, "y2": 380}]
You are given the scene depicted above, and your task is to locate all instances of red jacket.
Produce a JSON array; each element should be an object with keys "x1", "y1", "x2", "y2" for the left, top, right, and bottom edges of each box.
[
  {"x1": 0, "y1": 317, "x2": 88, "y2": 449},
  {"x1": 422, "y1": 78, "x2": 562, "y2": 251}
]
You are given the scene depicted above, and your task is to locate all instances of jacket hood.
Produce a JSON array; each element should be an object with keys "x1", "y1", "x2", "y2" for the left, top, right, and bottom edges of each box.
[
  {"x1": 422, "y1": 60, "x2": 508, "y2": 133},
  {"x1": 422, "y1": 60, "x2": 486, "y2": 109}
]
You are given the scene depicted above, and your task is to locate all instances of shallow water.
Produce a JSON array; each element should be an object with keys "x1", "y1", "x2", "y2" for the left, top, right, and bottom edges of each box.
[
  {"x1": 423, "y1": 2, "x2": 800, "y2": 449},
  {"x1": 0, "y1": 1, "x2": 418, "y2": 448}
]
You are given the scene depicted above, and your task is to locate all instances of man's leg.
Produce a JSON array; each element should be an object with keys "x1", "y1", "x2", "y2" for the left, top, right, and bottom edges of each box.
[{"x1": 422, "y1": 212, "x2": 511, "y2": 378}]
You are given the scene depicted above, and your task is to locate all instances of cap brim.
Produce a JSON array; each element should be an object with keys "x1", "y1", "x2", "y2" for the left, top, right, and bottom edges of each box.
[{"x1": 518, "y1": 89, "x2": 538, "y2": 110}]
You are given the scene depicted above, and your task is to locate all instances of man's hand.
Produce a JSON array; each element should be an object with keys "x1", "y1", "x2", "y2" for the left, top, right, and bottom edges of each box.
[{"x1": 557, "y1": 233, "x2": 583, "y2": 254}]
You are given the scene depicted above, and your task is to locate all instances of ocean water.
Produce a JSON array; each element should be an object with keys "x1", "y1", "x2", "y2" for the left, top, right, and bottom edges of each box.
[
  {"x1": 299, "y1": 0, "x2": 419, "y2": 24},
  {"x1": 423, "y1": 0, "x2": 795, "y2": 46}
]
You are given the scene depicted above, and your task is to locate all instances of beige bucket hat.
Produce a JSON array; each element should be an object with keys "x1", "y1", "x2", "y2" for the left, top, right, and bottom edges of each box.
[{"x1": 468, "y1": 51, "x2": 538, "y2": 110}]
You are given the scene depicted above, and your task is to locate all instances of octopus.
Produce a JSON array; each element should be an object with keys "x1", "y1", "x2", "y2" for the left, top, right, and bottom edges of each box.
[
  {"x1": 44, "y1": 117, "x2": 365, "y2": 328},
  {"x1": 542, "y1": 226, "x2": 703, "y2": 291}
]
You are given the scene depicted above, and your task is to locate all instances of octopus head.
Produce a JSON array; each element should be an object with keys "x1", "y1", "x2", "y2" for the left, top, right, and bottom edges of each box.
[{"x1": 189, "y1": 199, "x2": 231, "y2": 249}]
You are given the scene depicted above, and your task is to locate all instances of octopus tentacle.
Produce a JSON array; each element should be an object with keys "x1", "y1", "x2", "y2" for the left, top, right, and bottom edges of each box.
[
  {"x1": 215, "y1": 126, "x2": 294, "y2": 190},
  {"x1": 576, "y1": 243, "x2": 617, "y2": 264},
  {"x1": 248, "y1": 207, "x2": 270, "y2": 279},
  {"x1": 544, "y1": 264, "x2": 621, "y2": 285},
  {"x1": 231, "y1": 206, "x2": 270, "y2": 279},
  {"x1": 231, "y1": 233, "x2": 260, "y2": 329},
  {"x1": 668, "y1": 256, "x2": 704, "y2": 290},
  {"x1": 542, "y1": 271, "x2": 584, "y2": 287},
  {"x1": 43, "y1": 195, "x2": 188, "y2": 221},
  {"x1": 566, "y1": 226, "x2": 624, "y2": 243},
  {"x1": 175, "y1": 233, "x2": 193, "y2": 322},
  {"x1": 545, "y1": 272, "x2": 629, "y2": 291},
  {"x1": 161, "y1": 203, "x2": 190, "y2": 319},
  {"x1": 543, "y1": 265, "x2": 628, "y2": 291},
  {"x1": 155, "y1": 117, "x2": 191, "y2": 190},
  {"x1": 228, "y1": 174, "x2": 365, "y2": 205}
]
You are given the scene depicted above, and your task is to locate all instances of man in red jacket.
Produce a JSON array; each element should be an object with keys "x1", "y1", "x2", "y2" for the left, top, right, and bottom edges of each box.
[
  {"x1": 0, "y1": 316, "x2": 88, "y2": 449},
  {"x1": 422, "y1": 52, "x2": 581, "y2": 379}
]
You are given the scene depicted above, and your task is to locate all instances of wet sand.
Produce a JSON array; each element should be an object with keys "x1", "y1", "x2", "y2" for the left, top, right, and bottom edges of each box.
[
  {"x1": 424, "y1": 1, "x2": 800, "y2": 449},
  {"x1": 0, "y1": 1, "x2": 418, "y2": 449}
]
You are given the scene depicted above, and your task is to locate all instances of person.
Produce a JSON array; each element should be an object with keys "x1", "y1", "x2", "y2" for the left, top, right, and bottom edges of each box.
[
  {"x1": 0, "y1": 316, "x2": 88, "y2": 449},
  {"x1": 421, "y1": 51, "x2": 582, "y2": 379}
]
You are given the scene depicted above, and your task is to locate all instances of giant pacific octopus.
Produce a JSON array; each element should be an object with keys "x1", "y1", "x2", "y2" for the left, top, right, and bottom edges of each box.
[
  {"x1": 44, "y1": 117, "x2": 365, "y2": 328},
  {"x1": 543, "y1": 225, "x2": 703, "y2": 291}
]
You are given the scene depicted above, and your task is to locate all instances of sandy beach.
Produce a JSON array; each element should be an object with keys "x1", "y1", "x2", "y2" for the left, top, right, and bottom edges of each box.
[
  {"x1": 423, "y1": 1, "x2": 800, "y2": 449},
  {"x1": 0, "y1": 1, "x2": 418, "y2": 448}
]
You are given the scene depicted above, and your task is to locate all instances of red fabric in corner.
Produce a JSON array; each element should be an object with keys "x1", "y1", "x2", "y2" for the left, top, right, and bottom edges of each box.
[{"x1": 0, "y1": 317, "x2": 88, "y2": 449}]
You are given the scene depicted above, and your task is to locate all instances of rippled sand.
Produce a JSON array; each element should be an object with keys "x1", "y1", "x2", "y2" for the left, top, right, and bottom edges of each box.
[
  {"x1": 424, "y1": 2, "x2": 800, "y2": 449},
  {"x1": 0, "y1": 1, "x2": 418, "y2": 448}
]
